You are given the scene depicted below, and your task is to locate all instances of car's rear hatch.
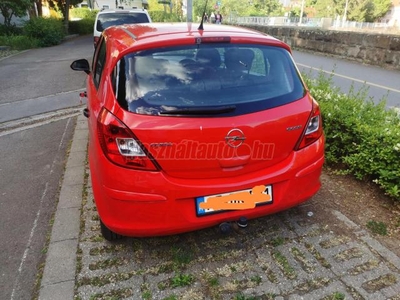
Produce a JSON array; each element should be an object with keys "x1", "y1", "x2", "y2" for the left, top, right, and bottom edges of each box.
[
  {"x1": 110, "y1": 43, "x2": 313, "y2": 179},
  {"x1": 125, "y1": 96, "x2": 312, "y2": 179}
]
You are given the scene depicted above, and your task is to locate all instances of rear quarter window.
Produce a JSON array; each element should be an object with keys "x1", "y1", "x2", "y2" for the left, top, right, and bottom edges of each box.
[{"x1": 111, "y1": 44, "x2": 305, "y2": 116}]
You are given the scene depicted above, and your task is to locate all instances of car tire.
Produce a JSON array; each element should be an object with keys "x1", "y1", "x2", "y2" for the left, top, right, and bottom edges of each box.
[{"x1": 100, "y1": 219, "x2": 123, "y2": 241}]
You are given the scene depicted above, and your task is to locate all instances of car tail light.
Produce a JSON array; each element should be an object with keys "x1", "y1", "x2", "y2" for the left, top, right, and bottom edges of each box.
[
  {"x1": 97, "y1": 107, "x2": 158, "y2": 170},
  {"x1": 295, "y1": 99, "x2": 323, "y2": 150}
]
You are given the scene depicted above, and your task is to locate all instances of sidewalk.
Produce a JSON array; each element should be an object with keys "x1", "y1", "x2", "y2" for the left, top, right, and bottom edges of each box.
[
  {"x1": 39, "y1": 114, "x2": 400, "y2": 300},
  {"x1": 39, "y1": 114, "x2": 88, "y2": 300}
]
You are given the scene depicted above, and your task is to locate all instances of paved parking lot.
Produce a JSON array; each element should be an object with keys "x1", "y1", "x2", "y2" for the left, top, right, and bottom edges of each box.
[
  {"x1": 74, "y1": 185, "x2": 400, "y2": 300},
  {"x1": 40, "y1": 115, "x2": 400, "y2": 300}
]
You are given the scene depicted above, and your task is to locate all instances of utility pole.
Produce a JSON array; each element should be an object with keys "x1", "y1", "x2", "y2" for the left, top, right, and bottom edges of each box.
[
  {"x1": 299, "y1": 0, "x2": 305, "y2": 26},
  {"x1": 187, "y1": 0, "x2": 192, "y2": 22},
  {"x1": 342, "y1": 0, "x2": 349, "y2": 27}
]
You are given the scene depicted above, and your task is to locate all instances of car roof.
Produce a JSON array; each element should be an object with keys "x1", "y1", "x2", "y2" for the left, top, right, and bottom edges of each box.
[{"x1": 102, "y1": 22, "x2": 290, "y2": 57}]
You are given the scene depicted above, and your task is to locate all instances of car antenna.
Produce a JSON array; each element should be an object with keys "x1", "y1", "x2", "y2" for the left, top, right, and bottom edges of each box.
[{"x1": 198, "y1": 0, "x2": 209, "y2": 30}]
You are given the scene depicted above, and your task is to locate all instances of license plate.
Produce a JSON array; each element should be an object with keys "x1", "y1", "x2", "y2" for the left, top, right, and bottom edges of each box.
[{"x1": 196, "y1": 185, "x2": 273, "y2": 216}]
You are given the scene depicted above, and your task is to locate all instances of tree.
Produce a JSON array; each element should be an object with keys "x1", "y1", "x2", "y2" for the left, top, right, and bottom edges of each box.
[
  {"x1": 191, "y1": 0, "x2": 284, "y2": 21},
  {"x1": 313, "y1": 0, "x2": 391, "y2": 22},
  {"x1": 313, "y1": 0, "x2": 336, "y2": 18},
  {"x1": 47, "y1": 0, "x2": 82, "y2": 20},
  {"x1": 371, "y1": 0, "x2": 392, "y2": 20},
  {"x1": 347, "y1": 0, "x2": 373, "y2": 22},
  {"x1": 46, "y1": 0, "x2": 82, "y2": 32},
  {"x1": 34, "y1": 0, "x2": 42, "y2": 16},
  {"x1": 0, "y1": 0, "x2": 34, "y2": 27}
]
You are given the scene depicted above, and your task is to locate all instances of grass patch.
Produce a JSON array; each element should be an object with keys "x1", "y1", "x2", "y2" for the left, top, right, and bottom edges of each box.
[
  {"x1": 171, "y1": 245, "x2": 193, "y2": 268},
  {"x1": 162, "y1": 296, "x2": 178, "y2": 300},
  {"x1": 233, "y1": 293, "x2": 264, "y2": 300},
  {"x1": 366, "y1": 220, "x2": 388, "y2": 235},
  {"x1": 269, "y1": 236, "x2": 285, "y2": 247},
  {"x1": 250, "y1": 275, "x2": 262, "y2": 285},
  {"x1": 170, "y1": 273, "x2": 195, "y2": 288},
  {"x1": 322, "y1": 292, "x2": 345, "y2": 300},
  {"x1": 271, "y1": 251, "x2": 296, "y2": 279}
]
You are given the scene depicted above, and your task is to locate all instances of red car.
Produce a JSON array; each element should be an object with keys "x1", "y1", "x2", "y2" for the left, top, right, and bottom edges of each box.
[{"x1": 71, "y1": 23, "x2": 324, "y2": 240}]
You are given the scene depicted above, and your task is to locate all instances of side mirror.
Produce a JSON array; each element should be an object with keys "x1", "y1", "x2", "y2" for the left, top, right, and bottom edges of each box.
[{"x1": 70, "y1": 59, "x2": 91, "y2": 75}]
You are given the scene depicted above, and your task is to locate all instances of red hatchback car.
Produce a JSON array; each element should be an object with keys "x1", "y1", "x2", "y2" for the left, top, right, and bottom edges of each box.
[{"x1": 71, "y1": 23, "x2": 324, "y2": 240}]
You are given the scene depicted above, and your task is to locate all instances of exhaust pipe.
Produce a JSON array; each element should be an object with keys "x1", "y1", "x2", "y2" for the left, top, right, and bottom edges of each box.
[{"x1": 219, "y1": 217, "x2": 248, "y2": 234}]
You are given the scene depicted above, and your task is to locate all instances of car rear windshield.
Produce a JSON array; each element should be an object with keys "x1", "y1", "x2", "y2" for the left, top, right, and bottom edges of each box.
[
  {"x1": 111, "y1": 44, "x2": 306, "y2": 116},
  {"x1": 96, "y1": 12, "x2": 150, "y2": 32}
]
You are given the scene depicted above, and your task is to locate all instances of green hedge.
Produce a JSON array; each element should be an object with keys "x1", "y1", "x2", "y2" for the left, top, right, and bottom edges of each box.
[
  {"x1": 0, "y1": 24, "x2": 23, "y2": 36},
  {"x1": 304, "y1": 72, "x2": 400, "y2": 201},
  {"x1": 68, "y1": 18, "x2": 95, "y2": 35},
  {"x1": 23, "y1": 17, "x2": 65, "y2": 47},
  {"x1": 0, "y1": 35, "x2": 40, "y2": 50},
  {"x1": 149, "y1": 11, "x2": 181, "y2": 22},
  {"x1": 69, "y1": 8, "x2": 98, "y2": 20}
]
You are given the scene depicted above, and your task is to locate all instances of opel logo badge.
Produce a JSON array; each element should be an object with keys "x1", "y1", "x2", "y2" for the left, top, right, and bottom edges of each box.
[{"x1": 225, "y1": 129, "x2": 246, "y2": 148}]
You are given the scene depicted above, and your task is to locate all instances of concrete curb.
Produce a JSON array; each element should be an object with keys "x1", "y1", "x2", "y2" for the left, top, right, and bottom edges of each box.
[{"x1": 39, "y1": 113, "x2": 87, "y2": 300}]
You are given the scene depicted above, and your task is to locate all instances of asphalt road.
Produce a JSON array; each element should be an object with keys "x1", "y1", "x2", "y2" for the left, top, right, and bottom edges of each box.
[
  {"x1": 293, "y1": 50, "x2": 400, "y2": 109},
  {"x1": 0, "y1": 35, "x2": 92, "y2": 123},
  {"x1": 0, "y1": 35, "x2": 93, "y2": 300},
  {"x1": 0, "y1": 118, "x2": 75, "y2": 300}
]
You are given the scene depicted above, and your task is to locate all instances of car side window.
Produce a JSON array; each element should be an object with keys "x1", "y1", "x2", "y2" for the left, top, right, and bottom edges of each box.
[{"x1": 93, "y1": 38, "x2": 106, "y2": 89}]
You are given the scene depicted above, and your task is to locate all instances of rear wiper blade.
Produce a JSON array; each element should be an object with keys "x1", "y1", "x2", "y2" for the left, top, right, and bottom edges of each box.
[{"x1": 159, "y1": 105, "x2": 236, "y2": 115}]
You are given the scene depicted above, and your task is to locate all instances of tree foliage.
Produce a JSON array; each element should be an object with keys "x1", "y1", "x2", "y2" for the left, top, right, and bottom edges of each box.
[
  {"x1": 347, "y1": 0, "x2": 373, "y2": 22},
  {"x1": 47, "y1": 0, "x2": 82, "y2": 20},
  {"x1": 145, "y1": 0, "x2": 391, "y2": 23},
  {"x1": 310, "y1": 0, "x2": 391, "y2": 22},
  {"x1": 0, "y1": 0, "x2": 34, "y2": 27},
  {"x1": 371, "y1": 0, "x2": 392, "y2": 20},
  {"x1": 190, "y1": 0, "x2": 284, "y2": 21}
]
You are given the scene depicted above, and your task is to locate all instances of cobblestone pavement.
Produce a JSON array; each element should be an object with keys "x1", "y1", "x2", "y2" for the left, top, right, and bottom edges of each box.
[{"x1": 74, "y1": 171, "x2": 400, "y2": 300}]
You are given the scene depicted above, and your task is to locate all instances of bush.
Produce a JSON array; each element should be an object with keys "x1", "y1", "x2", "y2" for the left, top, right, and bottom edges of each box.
[
  {"x1": 0, "y1": 35, "x2": 40, "y2": 50},
  {"x1": 23, "y1": 17, "x2": 65, "y2": 47},
  {"x1": 69, "y1": 18, "x2": 95, "y2": 35},
  {"x1": 304, "y1": 71, "x2": 400, "y2": 200},
  {"x1": 0, "y1": 24, "x2": 23, "y2": 36},
  {"x1": 69, "y1": 8, "x2": 98, "y2": 20},
  {"x1": 149, "y1": 11, "x2": 181, "y2": 22}
]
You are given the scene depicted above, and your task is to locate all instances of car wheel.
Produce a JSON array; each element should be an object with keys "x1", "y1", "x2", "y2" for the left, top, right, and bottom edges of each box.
[{"x1": 100, "y1": 219, "x2": 123, "y2": 241}]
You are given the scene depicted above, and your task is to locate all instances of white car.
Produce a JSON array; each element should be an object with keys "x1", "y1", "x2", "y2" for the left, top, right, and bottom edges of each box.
[{"x1": 93, "y1": 9, "x2": 151, "y2": 47}]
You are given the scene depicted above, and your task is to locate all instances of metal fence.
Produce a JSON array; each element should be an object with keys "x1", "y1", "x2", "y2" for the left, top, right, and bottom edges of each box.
[{"x1": 229, "y1": 16, "x2": 400, "y2": 35}]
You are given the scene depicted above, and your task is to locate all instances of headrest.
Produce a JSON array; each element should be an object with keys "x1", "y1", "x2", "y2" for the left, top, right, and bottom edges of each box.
[
  {"x1": 224, "y1": 49, "x2": 255, "y2": 72},
  {"x1": 195, "y1": 48, "x2": 221, "y2": 68}
]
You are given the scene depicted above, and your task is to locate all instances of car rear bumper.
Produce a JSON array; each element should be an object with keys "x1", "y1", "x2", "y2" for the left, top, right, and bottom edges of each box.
[{"x1": 90, "y1": 135, "x2": 325, "y2": 237}]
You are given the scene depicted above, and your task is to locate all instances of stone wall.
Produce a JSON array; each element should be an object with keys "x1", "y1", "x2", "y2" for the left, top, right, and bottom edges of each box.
[{"x1": 242, "y1": 25, "x2": 400, "y2": 71}]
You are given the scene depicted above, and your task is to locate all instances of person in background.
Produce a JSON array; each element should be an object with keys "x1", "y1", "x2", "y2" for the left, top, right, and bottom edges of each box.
[
  {"x1": 215, "y1": 11, "x2": 223, "y2": 24},
  {"x1": 204, "y1": 12, "x2": 209, "y2": 23},
  {"x1": 210, "y1": 12, "x2": 216, "y2": 23}
]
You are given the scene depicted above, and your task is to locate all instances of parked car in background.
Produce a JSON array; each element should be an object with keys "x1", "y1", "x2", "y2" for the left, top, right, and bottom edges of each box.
[
  {"x1": 71, "y1": 22, "x2": 325, "y2": 241},
  {"x1": 93, "y1": 9, "x2": 151, "y2": 47}
]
